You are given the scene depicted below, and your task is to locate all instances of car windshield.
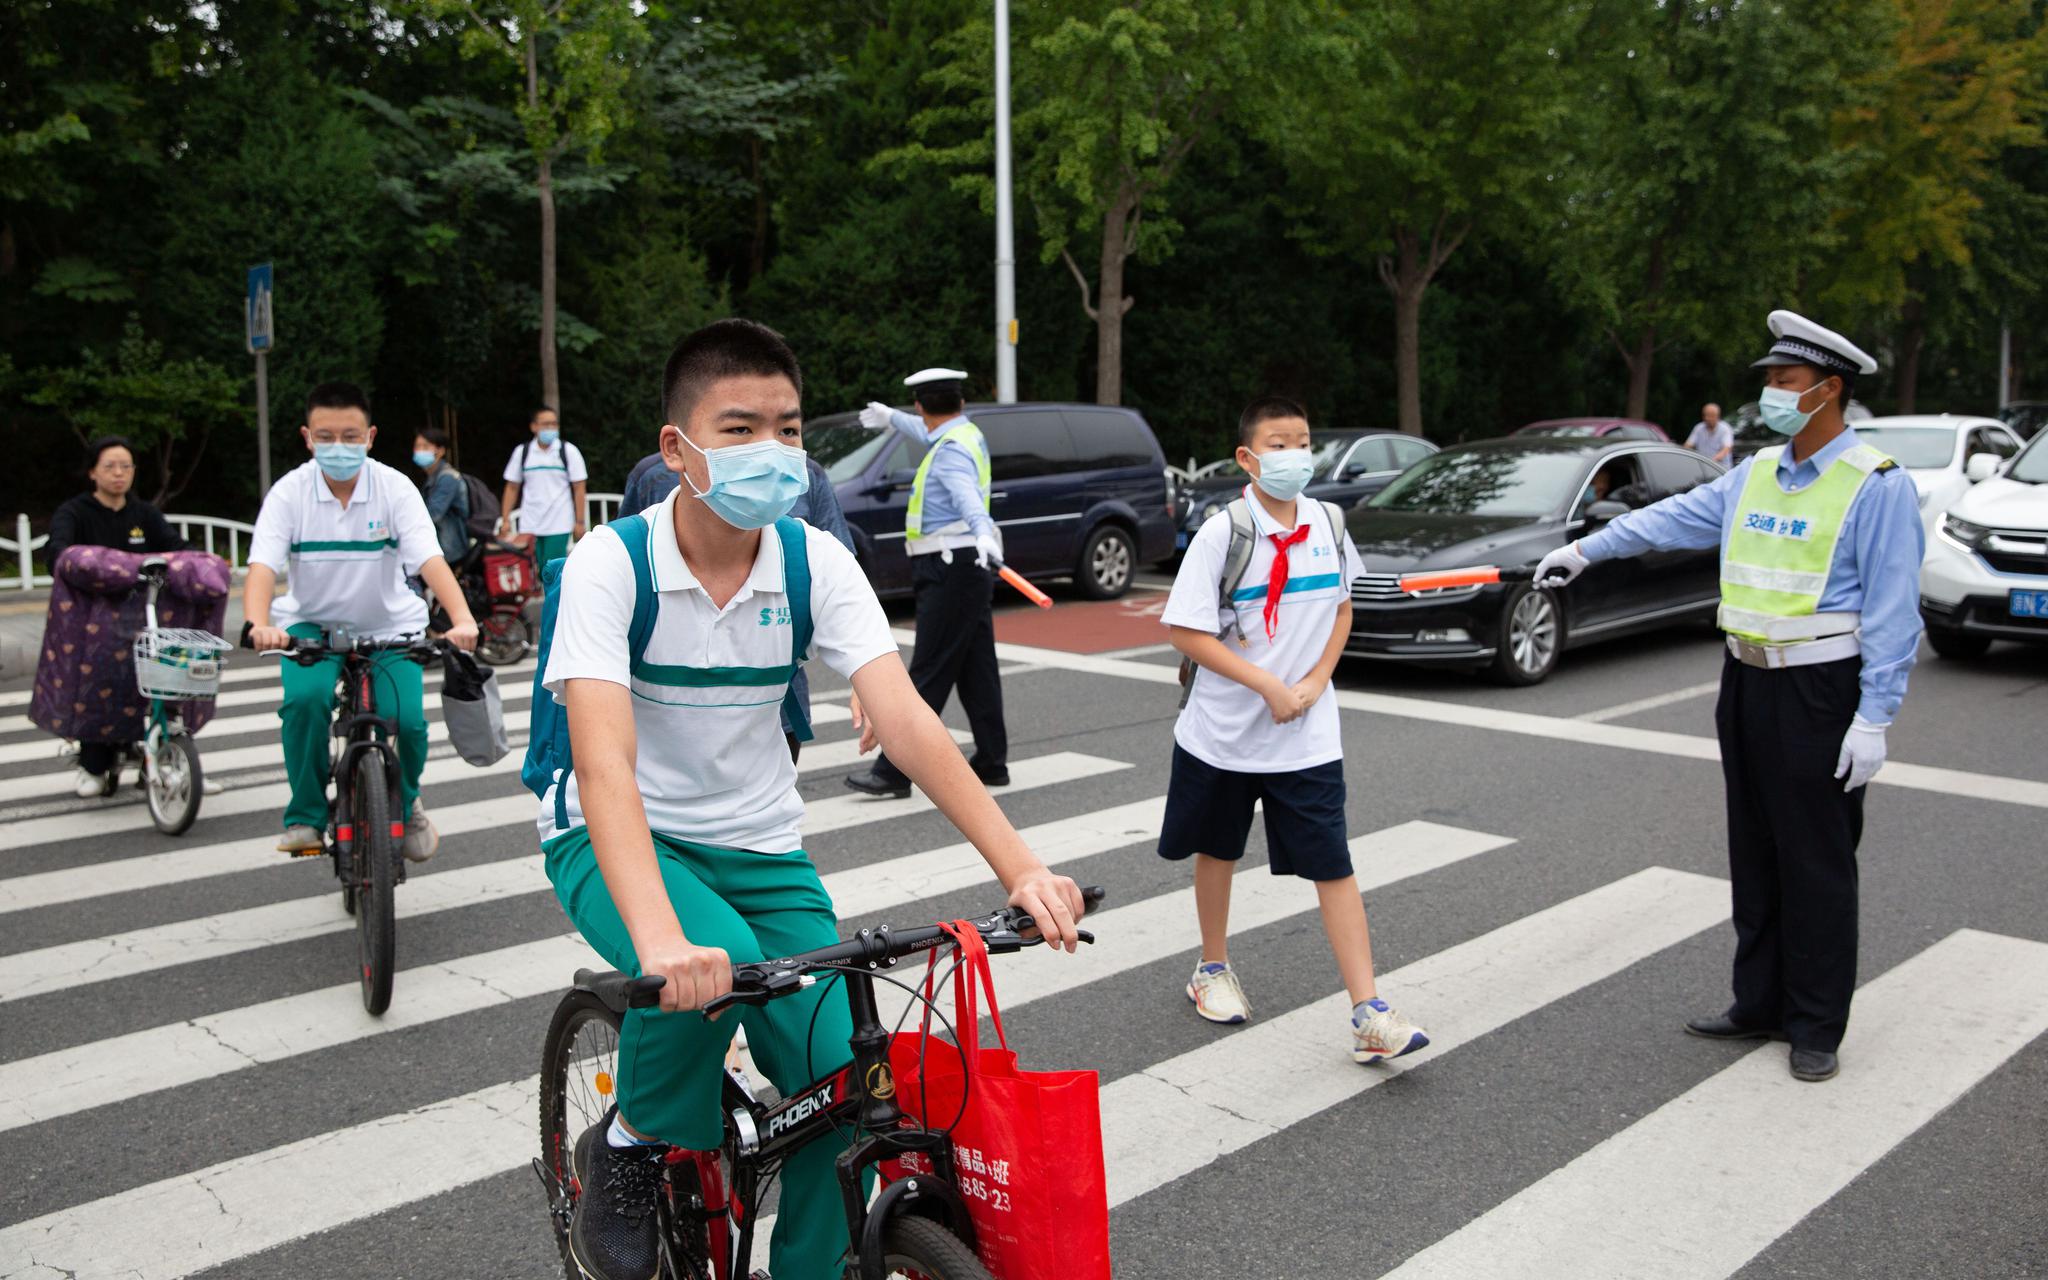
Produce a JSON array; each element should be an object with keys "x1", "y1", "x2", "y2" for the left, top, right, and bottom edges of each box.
[
  {"x1": 1520, "y1": 423, "x2": 1602, "y2": 438},
  {"x1": 1855, "y1": 426, "x2": 1957, "y2": 469},
  {"x1": 2011, "y1": 432, "x2": 2048, "y2": 484},
  {"x1": 1205, "y1": 435, "x2": 1358, "y2": 480},
  {"x1": 804, "y1": 421, "x2": 896, "y2": 484},
  {"x1": 1367, "y1": 449, "x2": 1587, "y2": 517}
]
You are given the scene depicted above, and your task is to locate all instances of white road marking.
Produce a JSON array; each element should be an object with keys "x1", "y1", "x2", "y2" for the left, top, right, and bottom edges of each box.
[
  {"x1": 1383, "y1": 928, "x2": 2048, "y2": 1280},
  {"x1": 0, "y1": 864, "x2": 1704, "y2": 1280},
  {"x1": 1099, "y1": 866, "x2": 1732, "y2": 1207},
  {"x1": 0, "y1": 752, "x2": 1122, "y2": 1001},
  {"x1": 1574, "y1": 680, "x2": 1722, "y2": 724},
  {"x1": 0, "y1": 797, "x2": 1175, "y2": 1132},
  {"x1": 0, "y1": 657, "x2": 539, "y2": 718},
  {"x1": 969, "y1": 639, "x2": 2048, "y2": 810},
  {"x1": 0, "y1": 722, "x2": 901, "y2": 914}
]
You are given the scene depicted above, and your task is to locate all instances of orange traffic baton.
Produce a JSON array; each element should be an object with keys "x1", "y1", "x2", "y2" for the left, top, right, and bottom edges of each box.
[
  {"x1": 1396, "y1": 566, "x2": 1535, "y2": 595},
  {"x1": 998, "y1": 564, "x2": 1054, "y2": 609}
]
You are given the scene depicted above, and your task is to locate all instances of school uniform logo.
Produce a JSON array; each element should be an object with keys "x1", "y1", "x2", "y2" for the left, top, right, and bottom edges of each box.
[{"x1": 758, "y1": 606, "x2": 793, "y2": 627}]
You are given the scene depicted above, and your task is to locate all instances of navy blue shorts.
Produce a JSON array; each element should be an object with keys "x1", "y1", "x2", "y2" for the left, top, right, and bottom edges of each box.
[{"x1": 1157, "y1": 745, "x2": 1352, "y2": 881}]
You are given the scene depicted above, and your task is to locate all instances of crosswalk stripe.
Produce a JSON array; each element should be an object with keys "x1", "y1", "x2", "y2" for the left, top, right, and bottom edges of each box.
[
  {"x1": 1097, "y1": 866, "x2": 1732, "y2": 1208},
  {"x1": 0, "y1": 752, "x2": 1123, "y2": 1001},
  {"x1": 0, "y1": 656, "x2": 539, "y2": 718},
  {"x1": 0, "y1": 797, "x2": 1174, "y2": 1132},
  {"x1": 0, "y1": 864, "x2": 1710, "y2": 1280},
  {"x1": 1380, "y1": 927, "x2": 2048, "y2": 1280}
]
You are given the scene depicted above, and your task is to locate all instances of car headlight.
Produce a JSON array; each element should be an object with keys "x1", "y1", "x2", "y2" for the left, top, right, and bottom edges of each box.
[{"x1": 1940, "y1": 513, "x2": 1989, "y2": 550}]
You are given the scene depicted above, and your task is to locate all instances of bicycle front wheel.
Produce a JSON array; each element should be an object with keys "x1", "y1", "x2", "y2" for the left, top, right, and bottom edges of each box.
[
  {"x1": 144, "y1": 732, "x2": 203, "y2": 836},
  {"x1": 879, "y1": 1216, "x2": 995, "y2": 1280},
  {"x1": 352, "y1": 754, "x2": 399, "y2": 1015}
]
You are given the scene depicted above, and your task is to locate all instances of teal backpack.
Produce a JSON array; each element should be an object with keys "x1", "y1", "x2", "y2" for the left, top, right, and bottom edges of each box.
[{"x1": 522, "y1": 513, "x2": 815, "y2": 831}]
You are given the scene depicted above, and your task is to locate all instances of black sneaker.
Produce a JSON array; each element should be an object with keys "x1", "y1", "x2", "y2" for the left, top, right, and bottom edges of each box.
[
  {"x1": 569, "y1": 1108, "x2": 668, "y2": 1280},
  {"x1": 843, "y1": 768, "x2": 911, "y2": 799},
  {"x1": 972, "y1": 764, "x2": 1010, "y2": 787}
]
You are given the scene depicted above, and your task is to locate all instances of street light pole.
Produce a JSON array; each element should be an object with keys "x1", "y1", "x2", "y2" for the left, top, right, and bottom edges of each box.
[{"x1": 993, "y1": 0, "x2": 1018, "y2": 404}]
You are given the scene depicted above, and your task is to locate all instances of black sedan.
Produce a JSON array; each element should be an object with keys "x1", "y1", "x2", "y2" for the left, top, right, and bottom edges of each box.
[
  {"x1": 1177, "y1": 430, "x2": 1438, "y2": 550},
  {"x1": 1342, "y1": 438, "x2": 1727, "y2": 684}
]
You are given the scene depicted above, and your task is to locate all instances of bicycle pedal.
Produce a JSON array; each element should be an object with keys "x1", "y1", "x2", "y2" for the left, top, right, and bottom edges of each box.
[{"x1": 284, "y1": 847, "x2": 325, "y2": 858}]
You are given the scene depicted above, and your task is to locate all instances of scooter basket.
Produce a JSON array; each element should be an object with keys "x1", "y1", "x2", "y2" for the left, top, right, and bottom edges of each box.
[{"x1": 133, "y1": 628, "x2": 232, "y2": 700}]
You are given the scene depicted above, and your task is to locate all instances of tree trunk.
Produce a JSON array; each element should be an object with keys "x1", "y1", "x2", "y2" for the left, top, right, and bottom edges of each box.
[
  {"x1": 1624, "y1": 323, "x2": 1657, "y2": 420},
  {"x1": 529, "y1": 37, "x2": 560, "y2": 413},
  {"x1": 1094, "y1": 193, "x2": 1136, "y2": 406},
  {"x1": 1896, "y1": 295, "x2": 1925, "y2": 414},
  {"x1": 749, "y1": 137, "x2": 768, "y2": 285},
  {"x1": 1383, "y1": 229, "x2": 1427, "y2": 437}
]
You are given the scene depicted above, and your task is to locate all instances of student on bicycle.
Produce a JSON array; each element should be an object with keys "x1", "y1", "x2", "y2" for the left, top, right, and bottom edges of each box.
[
  {"x1": 1161, "y1": 397, "x2": 1430, "y2": 1063},
  {"x1": 243, "y1": 382, "x2": 479, "y2": 859},
  {"x1": 540, "y1": 320, "x2": 1085, "y2": 1280}
]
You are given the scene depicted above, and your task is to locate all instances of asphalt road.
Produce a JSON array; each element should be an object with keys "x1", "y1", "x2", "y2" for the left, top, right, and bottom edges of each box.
[{"x1": 1, "y1": 586, "x2": 2044, "y2": 1280}]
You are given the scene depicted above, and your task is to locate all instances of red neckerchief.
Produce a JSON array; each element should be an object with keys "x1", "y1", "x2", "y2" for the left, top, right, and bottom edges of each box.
[{"x1": 1264, "y1": 523, "x2": 1312, "y2": 641}]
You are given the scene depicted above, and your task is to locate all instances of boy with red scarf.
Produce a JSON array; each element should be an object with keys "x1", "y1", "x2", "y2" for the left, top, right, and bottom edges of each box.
[{"x1": 1159, "y1": 397, "x2": 1430, "y2": 1062}]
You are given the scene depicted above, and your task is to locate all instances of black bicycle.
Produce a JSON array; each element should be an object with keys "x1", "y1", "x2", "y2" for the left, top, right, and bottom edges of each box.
[
  {"x1": 535, "y1": 888, "x2": 1105, "y2": 1280},
  {"x1": 244, "y1": 625, "x2": 446, "y2": 1015}
]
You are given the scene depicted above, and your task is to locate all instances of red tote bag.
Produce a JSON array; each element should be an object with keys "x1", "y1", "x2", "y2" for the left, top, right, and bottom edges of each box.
[{"x1": 887, "y1": 921, "x2": 1112, "y2": 1280}]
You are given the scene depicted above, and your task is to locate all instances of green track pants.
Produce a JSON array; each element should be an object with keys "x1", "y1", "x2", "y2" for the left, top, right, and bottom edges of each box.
[
  {"x1": 544, "y1": 826, "x2": 861, "y2": 1280},
  {"x1": 276, "y1": 622, "x2": 427, "y2": 831}
]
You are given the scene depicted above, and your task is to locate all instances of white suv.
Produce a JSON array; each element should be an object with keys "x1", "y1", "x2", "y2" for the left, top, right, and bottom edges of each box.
[{"x1": 1920, "y1": 428, "x2": 2048, "y2": 657}]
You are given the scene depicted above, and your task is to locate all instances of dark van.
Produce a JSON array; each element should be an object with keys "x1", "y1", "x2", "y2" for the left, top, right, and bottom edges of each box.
[{"x1": 806, "y1": 402, "x2": 1177, "y2": 599}]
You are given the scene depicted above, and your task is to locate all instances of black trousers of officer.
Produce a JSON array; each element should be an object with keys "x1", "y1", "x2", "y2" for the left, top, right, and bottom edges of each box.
[
  {"x1": 870, "y1": 551, "x2": 1007, "y2": 785},
  {"x1": 1715, "y1": 653, "x2": 1865, "y2": 1053}
]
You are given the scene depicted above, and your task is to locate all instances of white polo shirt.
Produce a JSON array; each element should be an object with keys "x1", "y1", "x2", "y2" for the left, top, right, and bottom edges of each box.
[
  {"x1": 249, "y1": 458, "x2": 441, "y2": 640},
  {"x1": 539, "y1": 489, "x2": 900, "y2": 850},
  {"x1": 1161, "y1": 487, "x2": 1365, "y2": 773},
  {"x1": 504, "y1": 438, "x2": 588, "y2": 536}
]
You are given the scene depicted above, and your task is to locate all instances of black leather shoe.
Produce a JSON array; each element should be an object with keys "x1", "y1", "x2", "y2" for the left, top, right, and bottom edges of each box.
[
  {"x1": 843, "y1": 769, "x2": 911, "y2": 799},
  {"x1": 1789, "y1": 1048, "x2": 1839, "y2": 1082},
  {"x1": 1683, "y1": 1014, "x2": 1783, "y2": 1041},
  {"x1": 569, "y1": 1108, "x2": 667, "y2": 1280},
  {"x1": 973, "y1": 765, "x2": 1011, "y2": 786}
]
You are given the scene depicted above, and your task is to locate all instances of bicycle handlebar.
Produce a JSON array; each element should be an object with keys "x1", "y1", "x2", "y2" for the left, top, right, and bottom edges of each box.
[
  {"x1": 581, "y1": 885, "x2": 1108, "y2": 1016},
  {"x1": 239, "y1": 622, "x2": 446, "y2": 666}
]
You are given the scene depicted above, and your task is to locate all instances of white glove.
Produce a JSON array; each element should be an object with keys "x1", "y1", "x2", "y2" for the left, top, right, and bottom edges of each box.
[
  {"x1": 1834, "y1": 715, "x2": 1887, "y2": 792},
  {"x1": 1533, "y1": 541, "x2": 1590, "y2": 589},
  {"x1": 858, "y1": 401, "x2": 893, "y2": 431},
  {"x1": 974, "y1": 532, "x2": 1003, "y2": 569}
]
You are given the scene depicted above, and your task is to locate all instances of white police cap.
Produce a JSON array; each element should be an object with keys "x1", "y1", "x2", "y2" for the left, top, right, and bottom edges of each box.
[
  {"x1": 1752, "y1": 310, "x2": 1878, "y2": 377},
  {"x1": 904, "y1": 367, "x2": 970, "y2": 387}
]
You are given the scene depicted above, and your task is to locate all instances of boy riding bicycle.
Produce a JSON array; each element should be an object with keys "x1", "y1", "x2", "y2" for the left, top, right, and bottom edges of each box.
[
  {"x1": 243, "y1": 382, "x2": 479, "y2": 858},
  {"x1": 536, "y1": 321, "x2": 1084, "y2": 1280}
]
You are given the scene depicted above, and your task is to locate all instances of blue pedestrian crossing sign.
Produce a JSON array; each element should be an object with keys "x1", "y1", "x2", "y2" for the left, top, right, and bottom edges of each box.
[{"x1": 246, "y1": 263, "x2": 274, "y2": 354}]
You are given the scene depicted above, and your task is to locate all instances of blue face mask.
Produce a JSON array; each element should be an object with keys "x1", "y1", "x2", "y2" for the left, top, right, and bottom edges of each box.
[
  {"x1": 683, "y1": 436, "x2": 810, "y2": 529},
  {"x1": 412, "y1": 449, "x2": 438, "y2": 470},
  {"x1": 1250, "y1": 447, "x2": 1316, "y2": 501},
  {"x1": 315, "y1": 442, "x2": 368, "y2": 482},
  {"x1": 1757, "y1": 381, "x2": 1832, "y2": 436},
  {"x1": 536, "y1": 429, "x2": 560, "y2": 447}
]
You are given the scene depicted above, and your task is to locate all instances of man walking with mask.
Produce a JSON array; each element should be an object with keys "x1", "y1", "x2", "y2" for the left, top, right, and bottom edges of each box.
[
  {"x1": 499, "y1": 405, "x2": 588, "y2": 567},
  {"x1": 1535, "y1": 310, "x2": 1924, "y2": 1083},
  {"x1": 843, "y1": 368, "x2": 1008, "y2": 798}
]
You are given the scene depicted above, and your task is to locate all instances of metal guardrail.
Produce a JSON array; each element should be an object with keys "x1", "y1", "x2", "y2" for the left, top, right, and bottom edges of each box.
[{"x1": 9, "y1": 493, "x2": 630, "y2": 591}]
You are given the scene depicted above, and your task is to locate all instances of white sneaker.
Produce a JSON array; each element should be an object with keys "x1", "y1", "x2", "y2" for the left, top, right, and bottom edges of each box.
[
  {"x1": 73, "y1": 767, "x2": 112, "y2": 799},
  {"x1": 1187, "y1": 961, "x2": 1251, "y2": 1024},
  {"x1": 1352, "y1": 1000, "x2": 1430, "y2": 1064},
  {"x1": 401, "y1": 801, "x2": 439, "y2": 863},
  {"x1": 277, "y1": 825, "x2": 325, "y2": 853},
  {"x1": 201, "y1": 777, "x2": 224, "y2": 796}
]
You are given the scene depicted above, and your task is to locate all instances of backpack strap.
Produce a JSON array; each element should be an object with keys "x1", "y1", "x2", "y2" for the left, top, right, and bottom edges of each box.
[
  {"x1": 544, "y1": 513, "x2": 654, "y2": 831},
  {"x1": 1177, "y1": 498, "x2": 1260, "y2": 709},
  {"x1": 613, "y1": 513, "x2": 657, "y2": 658},
  {"x1": 1318, "y1": 500, "x2": 1347, "y2": 563},
  {"x1": 775, "y1": 517, "x2": 816, "y2": 743}
]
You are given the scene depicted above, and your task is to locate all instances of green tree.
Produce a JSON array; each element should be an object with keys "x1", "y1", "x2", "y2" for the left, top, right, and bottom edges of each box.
[
  {"x1": 1822, "y1": 0, "x2": 2048, "y2": 410},
  {"x1": 1261, "y1": 2, "x2": 1567, "y2": 435},
  {"x1": 26, "y1": 316, "x2": 242, "y2": 505},
  {"x1": 419, "y1": 0, "x2": 649, "y2": 413}
]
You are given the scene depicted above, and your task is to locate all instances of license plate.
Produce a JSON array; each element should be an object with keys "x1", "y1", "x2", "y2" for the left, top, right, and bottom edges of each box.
[{"x1": 2009, "y1": 589, "x2": 2048, "y2": 619}]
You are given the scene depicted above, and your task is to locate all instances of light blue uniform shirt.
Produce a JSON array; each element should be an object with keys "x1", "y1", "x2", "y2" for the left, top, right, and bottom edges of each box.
[
  {"x1": 1579, "y1": 428, "x2": 1925, "y2": 725},
  {"x1": 886, "y1": 410, "x2": 997, "y2": 543}
]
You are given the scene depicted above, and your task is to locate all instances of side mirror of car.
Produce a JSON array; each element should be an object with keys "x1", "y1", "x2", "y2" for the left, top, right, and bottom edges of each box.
[
  {"x1": 1341, "y1": 460, "x2": 1371, "y2": 480},
  {"x1": 1966, "y1": 452, "x2": 2001, "y2": 483},
  {"x1": 1582, "y1": 499, "x2": 1630, "y2": 524}
]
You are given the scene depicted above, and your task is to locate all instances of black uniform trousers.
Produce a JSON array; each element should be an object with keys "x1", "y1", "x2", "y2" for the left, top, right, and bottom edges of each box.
[
  {"x1": 870, "y1": 552, "x2": 1007, "y2": 786},
  {"x1": 1715, "y1": 652, "x2": 1865, "y2": 1053}
]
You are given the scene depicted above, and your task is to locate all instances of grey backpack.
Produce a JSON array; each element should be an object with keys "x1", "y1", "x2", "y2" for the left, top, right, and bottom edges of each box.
[{"x1": 1177, "y1": 497, "x2": 1347, "y2": 707}]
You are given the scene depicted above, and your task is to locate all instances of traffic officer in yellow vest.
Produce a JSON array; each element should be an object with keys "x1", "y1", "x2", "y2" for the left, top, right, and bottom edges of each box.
[
  {"x1": 1534, "y1": 310, "x2": 1924, "y2": 1083},
  {"x1": 844, "y1": 368, "x2": 1010, "y2": 798}
]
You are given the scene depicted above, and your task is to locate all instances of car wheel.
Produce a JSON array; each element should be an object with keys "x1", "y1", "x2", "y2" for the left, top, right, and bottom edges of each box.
[
  {"x1": 1489, "y1": 585, "x2": 1563, "y2": 685},
  {"x1": 1076, "y1": 524, "x2": 1136, "y2": 599},
  {"x1": 1926, "y1": 625, "x2": 1991, "y2": 660}
]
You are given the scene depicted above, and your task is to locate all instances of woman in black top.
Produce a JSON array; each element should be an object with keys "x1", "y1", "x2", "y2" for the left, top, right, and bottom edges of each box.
[{"x1": 48, "y1": 437, "x2": 187, "y2": 797}]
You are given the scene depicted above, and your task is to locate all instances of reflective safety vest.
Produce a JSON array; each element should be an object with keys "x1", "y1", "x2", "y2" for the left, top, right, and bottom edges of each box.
[
  {"x1": 903, "y1": 420, "x2": 992, "y2": 547},
  {"x1": 1718, "y1": 442, "x2": 1895, "y2": 644}
]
